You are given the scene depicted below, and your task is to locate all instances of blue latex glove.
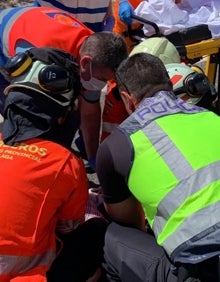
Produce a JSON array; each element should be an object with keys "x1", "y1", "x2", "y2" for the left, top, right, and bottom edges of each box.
[
  {"x1": 88, "y1": 157, "x2": 96, "y2": 172},
  {"x1": 119, "y1": 0, "x2": 134, "y2": 25}
]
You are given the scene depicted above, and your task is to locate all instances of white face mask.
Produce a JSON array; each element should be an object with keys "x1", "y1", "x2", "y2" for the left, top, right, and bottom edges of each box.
[{"x1": 80, "y1": 62, "x2": 107, "y2": 91}]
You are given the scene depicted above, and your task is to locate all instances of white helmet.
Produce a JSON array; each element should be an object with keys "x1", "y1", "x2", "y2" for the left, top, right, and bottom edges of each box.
[
  {"x1": 165, "y1": 63, "x2": 211, "y2": 105},
  {"x1": 130, "y1": 37, "x2": 180, "y2": 64}
]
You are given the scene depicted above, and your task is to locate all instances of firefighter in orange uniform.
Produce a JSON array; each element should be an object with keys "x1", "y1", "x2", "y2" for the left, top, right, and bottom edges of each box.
[{"x1": 0, "y1": 47, "x2": 89, "y2": 281}]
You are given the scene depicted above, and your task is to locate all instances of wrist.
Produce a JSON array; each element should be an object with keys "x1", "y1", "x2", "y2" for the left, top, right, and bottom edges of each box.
[{"x1": 88, "y1": 157, "x2": 96, "y2": 171}]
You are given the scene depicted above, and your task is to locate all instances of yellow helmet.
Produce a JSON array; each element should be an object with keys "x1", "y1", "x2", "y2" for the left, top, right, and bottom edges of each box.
[{"x1": 130, "y1": 37, "x2": 180, "y2": 64}]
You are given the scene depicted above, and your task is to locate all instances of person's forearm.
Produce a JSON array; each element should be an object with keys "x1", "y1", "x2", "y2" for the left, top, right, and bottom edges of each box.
[
  {"x1": 80, "y1": 101, "x2": 101, "y2": 160},
  {"x1": 105, "y1": 196, "x2": 146, "y2": 231},
  {"x1": 80, "y1": 115, "x2": 101, "y2": 159}
]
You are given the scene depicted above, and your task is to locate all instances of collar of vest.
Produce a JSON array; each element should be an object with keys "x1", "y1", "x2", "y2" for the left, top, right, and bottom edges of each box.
[
  {"x1": 119, "y1": 91, "x2": 206, "y2": 133},
  {"x1": 133, "y1": 91, "x2": 206, "y2": 127}
]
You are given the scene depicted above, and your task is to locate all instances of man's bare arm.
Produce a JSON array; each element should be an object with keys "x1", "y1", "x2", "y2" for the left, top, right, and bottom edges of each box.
[
  {"x1": 79, "y1": 96, "x2": 101, "y2": 160},
  {"x1": 104, "y1": 195, "x2": 146, "y2": 231}
]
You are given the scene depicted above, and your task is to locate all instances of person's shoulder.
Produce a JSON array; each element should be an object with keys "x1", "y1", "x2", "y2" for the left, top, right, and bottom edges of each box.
[{"x1": 98, "y1": 127, "x2": 130, "y2": 159}]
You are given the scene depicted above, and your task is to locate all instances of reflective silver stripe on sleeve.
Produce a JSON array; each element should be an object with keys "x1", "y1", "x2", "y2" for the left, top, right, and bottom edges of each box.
[
  {"x1": 2, "y1": 7, "x2": 32, "y2": 59},
  {"x1": 0, "y1": 249, "x2": 55, "y2": 275},
  {"x1": 0, "y1": 9, "x2": 14, "y2": 24}
]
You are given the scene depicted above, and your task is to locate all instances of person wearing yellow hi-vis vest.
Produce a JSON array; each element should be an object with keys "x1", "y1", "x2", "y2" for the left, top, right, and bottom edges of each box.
[{"x1": 96, "y1": 52, "x2": 220, "y2": 282}]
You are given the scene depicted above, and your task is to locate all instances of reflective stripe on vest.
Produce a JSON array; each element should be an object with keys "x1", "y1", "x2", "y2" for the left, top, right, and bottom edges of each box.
[
  {"x1": 124, "y1": 91, "x2": 220, "y2": 257},
  {"x1": 1, "y1": 7, "x2": 32, "y2": 60},
  {"x1": 0, "y1": 249, "x2": 55, "y2": 275}
]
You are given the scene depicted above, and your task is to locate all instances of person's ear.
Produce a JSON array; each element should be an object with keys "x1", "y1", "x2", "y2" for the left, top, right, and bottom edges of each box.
[
  {"x1": 121, "y1": 91, "x2": 136, "y2": 114},
  {"x1": 79, "y1": 55, "x2": 91, "y2": 71},
  {"x1": 79, "y1": 55, "x2": 92, "y2": 80}
]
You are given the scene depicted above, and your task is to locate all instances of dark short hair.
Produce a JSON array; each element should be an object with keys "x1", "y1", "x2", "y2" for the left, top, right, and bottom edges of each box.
[
  {"x1": 80, "y1": 32, "x2": 128, "y2": 71},
  {"x1": 116, "y1": 53, "x2": 173, "y2": 101}
]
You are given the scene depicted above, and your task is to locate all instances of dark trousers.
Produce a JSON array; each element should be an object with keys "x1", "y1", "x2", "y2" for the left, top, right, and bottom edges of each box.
[
  {"x1": 47, "y1": 218, "x2": 108, "y2": 282},
  {"x1": 102, "y1": 222, "x2": 177, "y2": 282}
]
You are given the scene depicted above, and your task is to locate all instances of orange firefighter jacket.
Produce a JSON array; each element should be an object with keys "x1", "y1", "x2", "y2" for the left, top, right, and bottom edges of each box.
[{"x1": 0, "y1": 137, "x2": 88, "y2": 281}]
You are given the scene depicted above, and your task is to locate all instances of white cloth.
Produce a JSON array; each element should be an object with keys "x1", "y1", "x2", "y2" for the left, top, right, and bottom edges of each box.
[{"x1": 135, "y1": 0, "x2": 220, "y2": 38}]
